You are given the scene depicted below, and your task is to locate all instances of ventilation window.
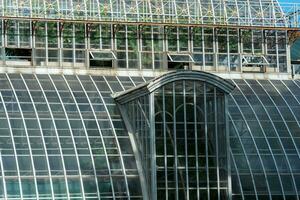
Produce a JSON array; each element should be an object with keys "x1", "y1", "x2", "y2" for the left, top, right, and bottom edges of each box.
[
  {"x1": 242, "y1": 55, "x2": 269, "y2": 72},
  {"x1": 167, "y1": 53, "x2": 194, "y2": 70},
  {"x1": 5, "y1": 48, "x2": 32, "y2": 64},
  {"x1": 89, "y1": 51, "x2": 116, "y2": 68}
]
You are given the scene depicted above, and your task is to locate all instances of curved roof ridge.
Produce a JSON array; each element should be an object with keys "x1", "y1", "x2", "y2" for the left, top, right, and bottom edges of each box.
[{"x1": 113, "y1": 70, "x2": 235, "y2": 104}]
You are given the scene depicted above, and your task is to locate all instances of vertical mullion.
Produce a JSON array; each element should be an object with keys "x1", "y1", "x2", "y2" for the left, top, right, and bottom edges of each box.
[
  {"x1": 72, "y1": 23, "x2": 76, "y2": 68},
  {"x1": 238, "y1": 29, "x2": 242, "y2": 71},
  {"x1": 17, "y1": 21, "x2": 20, "y2": 47},
  {"x1": 183, "y1": 80, "x2": 189, "y2": 199},
  {"x1": 58, "y1": 22, "x2": 62, "y2": 68},
  {"x1": 227, "y1": 28, "x2": 230, "y2": 72},
  {"x1": 194, "y1": 82, "x2": 200, "y2": 199},
  {"x1": 214, "y1": 88, "x2": 220, "y2": 200},
  {"x1": 138, "y1": 25, "x2": 142, "y2": 70},
  {"x1": 125, "y1": 25, "x2": 129, "y2": 69},
  {"x1": 202, "y1": 28, "x2": 205, "y2": 71},
  {"x1": 204, "y1": 83, "x2": 210, "y2": 200},
  {"x1": 1, "y1": 20, "x2": 4, "y2": 65},
  {"x1": 213, "y1": 28, "x2": 217, "y2": 71},
  {"x1": 32, "y1": 21, "x2": 35, "y2": 66},
  {"x1": 150, "y1": 93, "x2": 157, "y2": 200},
  {"x1": 45, "y1": 22, "x2": 49, "y2": 66},
  {"x1": 177, "y1": 27, "x2": 180, "y2": 52},
  {"x1": 275, "y1": 31, "x2": 280, "y2": 72},
  {"x1": 225, "y1": 96, "x2": 232, "y2": 200},
  {"x1": 163, "y1": 87, "x2": 168, "y2": 199},
  {"x1": 151, "y1": 26, "x2": 155, "y2": 70},
  {"x1": 173, "y1": 82, "x2": 179, "y2": 200}
]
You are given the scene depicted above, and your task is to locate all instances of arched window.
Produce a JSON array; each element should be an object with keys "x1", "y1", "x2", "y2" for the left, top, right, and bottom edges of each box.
[
  {"x1": 114, "y1": 71, "x2": 235, "y2": 200},
  {"x1": 154, "y1": 80, "x2": 228, "y2": 200}
]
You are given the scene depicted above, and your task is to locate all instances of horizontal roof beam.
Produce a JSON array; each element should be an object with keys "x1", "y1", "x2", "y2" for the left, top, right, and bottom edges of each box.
[{"x1": 0, "y1": 16, "x2": 299, "y2": 31}]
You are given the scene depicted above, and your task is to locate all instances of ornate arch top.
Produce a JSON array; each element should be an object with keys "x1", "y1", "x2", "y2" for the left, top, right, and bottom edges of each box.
[{"x1": 113, "y1": 70, "x2": 235, "y2": 104}]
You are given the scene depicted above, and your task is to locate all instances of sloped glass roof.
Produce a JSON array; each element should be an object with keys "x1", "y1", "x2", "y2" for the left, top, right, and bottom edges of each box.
[
  {"x1": 1, "y1": 0, "x2": 287, "y2": 27},
  {"x1": 0, "y1": 72, "x2": 300, "y2": 199},
  {"x1": 229, "y1": 79, "x2": 300, "y2": 199},
  {"x1": 0, "y1": 73, "x2": 143, "y2": 199}
]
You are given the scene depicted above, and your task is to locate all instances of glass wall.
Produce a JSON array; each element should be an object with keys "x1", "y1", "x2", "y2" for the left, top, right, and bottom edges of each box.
[
  {"x1": 154, "y1": 80, "x2": 228, "y2": 200},
  {"x1": 0, "y1": 20, "x2": 289, "y2": 73},
  {"x1": 126, "y1": 95, "x2": 152, "y2": 197},
  {"x1": 119, "y1": 75, "x2": 230, "y2": 200}
]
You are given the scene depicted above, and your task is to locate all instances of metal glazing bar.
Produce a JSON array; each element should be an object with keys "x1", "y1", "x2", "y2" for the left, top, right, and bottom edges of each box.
[
  {"x1": 102, "y1": 76, "x2": 131, "y2": 198},
  {"x1": 274, "y1": 80, "x2": 300, "y2": 143},
  {"x1": 72, "y1": 75, "x2": 105, "y2": 199},
  {"x1": 35, "y1": 74, "x2": 70, "y2": 199},
  {"x1": 0, "y1": 91, "x2": 18, "y2": 199},
  {"x1": 224, "y1": 93, "x2": 232, "y2": 200},
  {"x1": 247, "y1": 79, "x2": 299, "y2": 199},
  {"x1": 21, "y1": 74, "x2": 55, "y2": 199},
  {"x1": 49, "y1": 75, "x2": 86, "y2": 200},
  {"x1": 183, "y1": 80, "x2": 189, "y2": 199},
  {"x1": 204, "y1": 83, "x2": 210, "y2": 200},
  {"x1": 173, "y1": 81, "x2": 179, "y2": 200},
  {"x1": 6, "y1": 74, "x2": 39, "y2": 199},
  {"x1": 93, "y1": 76, "x2": 130, "y2": 199},
  {"x1": 163, "y1": 86, "x2": 168, "y2": 199},
  {"x1": 0, "y1": 150, "x2": 7, "y2": 199},
  {"x1": 267, "y1": 80, "x2": 300, "y2": 198},
  {"x1": 88, "y1": 76, "x2": 117, "y2": 200},
  {"x1": 229, "y1": 92, "x2": 273, "y2": 199},
  {"x1": 229, "y1": 150, "x2": 243, "y2": 200},
  {"x1": 214, "y1": 87, "x2": 220, "y2": 200},
  {"x1": 115, "y1": 76, "x2": 149, "y2": 200},
  {"x1": 233, "y1": 80, "x2": 287, "y2": 200},
  {"x1": 150, "y1": 92, "x2": 156, "y2": 200},
  {"x1": 227, "y1": 113, "x2": 258, "y2": 200},
  {"x1": 193, "y1": 81, "x2": 200, "y2": 199}
]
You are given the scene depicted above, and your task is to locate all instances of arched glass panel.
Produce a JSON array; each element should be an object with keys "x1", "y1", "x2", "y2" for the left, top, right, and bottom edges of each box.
[
  {"x1": 115, "y1": 71, "x2": 234, "y2": 200},
  {"x1": 154, "y1": 80, "x2": 228, "y2": 200}
]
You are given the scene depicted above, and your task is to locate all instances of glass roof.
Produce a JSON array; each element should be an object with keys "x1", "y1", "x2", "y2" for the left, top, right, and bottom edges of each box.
[
  {"x1": 1, "y1": 0, "x2": 287, "y2": 27},
  {"x1": 0, "y1": 73, "x2": 144, "y2": 199},
  {"x1": 229, "y1": 79, "x2": 300, "y2": 199},
  {"x1": 115, "y1": 75, "x2": 300, "y2": 199},
  {"x1": 0, "y1": 72, "x2": 300, "y2": 199}
]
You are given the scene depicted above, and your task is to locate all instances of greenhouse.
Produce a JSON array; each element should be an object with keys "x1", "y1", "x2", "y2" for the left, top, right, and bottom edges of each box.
[
  {"x1": 0, "y1": 0, "x2": 296, "y2": 73},
  {"x1": 0, "y1": 0, "x2": 299, "y2": 200}
]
